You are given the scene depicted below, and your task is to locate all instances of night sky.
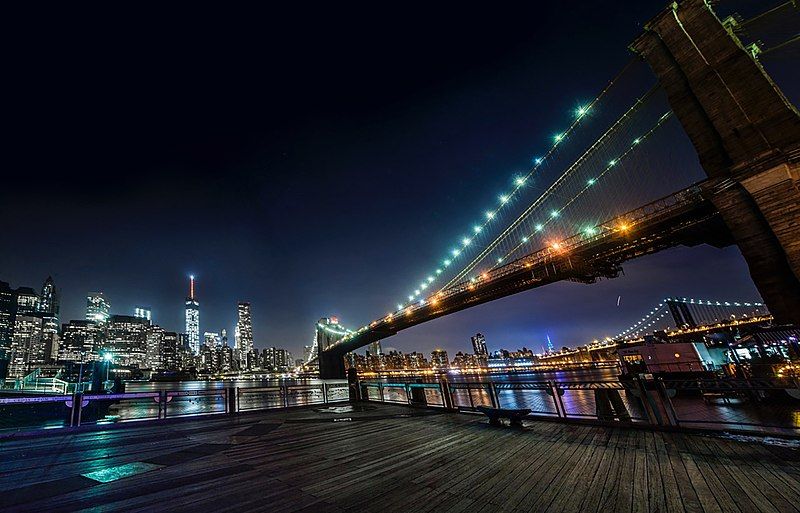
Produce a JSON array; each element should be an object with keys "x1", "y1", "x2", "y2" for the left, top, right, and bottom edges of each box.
[{"x1": 2, "y1": 1, "x2": 789, "y2": 359}]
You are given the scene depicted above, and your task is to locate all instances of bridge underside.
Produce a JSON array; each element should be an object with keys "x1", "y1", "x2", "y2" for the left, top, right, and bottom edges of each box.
[
  {"x1": 321, "y1": 191, "x2": 731, "y2": 378},
  {"x1": 322, "y1": 0, "x2": 800, "y2": 379}
]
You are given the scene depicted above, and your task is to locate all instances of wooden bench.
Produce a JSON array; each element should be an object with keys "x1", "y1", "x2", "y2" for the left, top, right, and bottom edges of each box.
[{"x1": 476, "y1": 405, "x2": 531, "y2": 427}]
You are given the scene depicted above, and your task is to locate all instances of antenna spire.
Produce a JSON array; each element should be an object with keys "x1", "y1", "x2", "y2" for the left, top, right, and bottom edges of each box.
[{"x1": 189, "y1": 275, "x2": 195, "y2": 299}]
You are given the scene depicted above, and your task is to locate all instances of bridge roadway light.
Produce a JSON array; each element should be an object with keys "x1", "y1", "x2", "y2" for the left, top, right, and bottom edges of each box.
[{"x1": 485, "y1": 211, "x2": 495, "y2": 220}]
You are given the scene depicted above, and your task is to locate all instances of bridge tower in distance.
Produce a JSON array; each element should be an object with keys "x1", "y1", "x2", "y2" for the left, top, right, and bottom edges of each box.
[{"x1": 632, "y1": 0, "x2": 800, "y2": 325}]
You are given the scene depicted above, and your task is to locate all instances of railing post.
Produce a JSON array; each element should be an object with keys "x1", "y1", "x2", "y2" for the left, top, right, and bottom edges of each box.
[
  {"x1": 439, "y1": 377, "x2": 454, "y2": 410},
  {"x1": 548, "y1": 381, "x2": 565, "y2": 418},
  {"x1": 226, "y1": 387, "x2": 237, "y2": 415},
  {"x1": 489, "y1": 382, "x2": 500, "y2": 409},
  {"x1": 158, "y1": 390, "x2": 166, "y2": 419},
  {"x1": 75, "y1": 392, "x2": 84, "y2": 427},
  {"x1": 634, "y1": 377, "x2": 663, "y2": 426},
  {"x1": 656, "y1": 378, "x2": 680, "y2": 427},
  {"x1": 69, "y1": 391, "x2": 82, "y2": 427},
  {"x1": 322, "y1": 382, "x2": 328, "y2": 404}
]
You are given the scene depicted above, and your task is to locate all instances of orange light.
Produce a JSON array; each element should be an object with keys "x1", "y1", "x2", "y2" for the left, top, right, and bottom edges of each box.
[
  {"x1": 618, "y1": 223, "x2": 630, "y2": 232},
  {"x1": 551, "y1": 242, "x2": 562, "y2": 251},
  {"x1": 481, "y1": 273, "x2": 488, "y2": 280}
]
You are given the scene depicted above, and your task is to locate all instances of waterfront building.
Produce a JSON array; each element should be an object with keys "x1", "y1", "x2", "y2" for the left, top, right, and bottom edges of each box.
[
  {"x1": 263, "y1": 347, "x2": 290, "y2": 371},
  {"x1": 16, "y1": 287, "x2": 40, "y2": 315},
  {"x1": 8, "y1": 314, "x2": 44, "y2": 377},
  {"x1": 220, "y1": 343, "x2": 234, "y2": 372},
  {"x1": 471, "y1": 333, "x2": 488, "y2": 357},
  {"x1": 104, "y1": 315, "x2": 149, "y2": 367},
  {"x1": 40, "y1": 312, "x2": 59, "y2": 362},
  {"x1": 86, "y1": 292, "x2": 111, "y2": 323},
  {"x1": 452, "y1": 351, "x2": 481, "y2": 369},
  {"x1": 184, "y1": 276, "x2": 200, "y2": 355},
  {"x1": 0, "y1": 281, "x2": 16, "y2": 377},
  {"x1": 134, "y1": 306, "x2": 152, "y2": 322},
  {"x1": 59, "y1": 320, "x2": 103, "y2": 362},
  {"x1": 204, "y1": 331, "x2": 221, "y2": 348},
  {"x1": 38, "y1": 276, "x2": 59, "y2": 321},
  {"x1": 369, "y1": 340, "x2": 382, "y2": 356},
  {"x1": 236, "y1": 302, "x2": 253, "y2": 368},
  {"x1": 145, "y1": 325, "x2": 165, "y2": 369},
  {"x1": 404, "y1": 351, "x2": 429, "y2": 370},
  {"x1": 431, "y1": 349, "x2": 449, "y2": 369},
  {"x1": 161, "y1": 331, "x2": 180, "y2": 370}
]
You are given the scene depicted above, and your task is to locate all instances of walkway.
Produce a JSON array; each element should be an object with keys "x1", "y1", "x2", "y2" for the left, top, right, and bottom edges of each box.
[{"x1": 2, "y1": 403, "x2": 799, "y2": 512}]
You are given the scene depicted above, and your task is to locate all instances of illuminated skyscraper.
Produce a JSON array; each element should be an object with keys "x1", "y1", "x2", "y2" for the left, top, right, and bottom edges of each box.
[
  {"x1": 431, "y1": 349, "x2": 449, "y2": 369},
  {"x1": 134, "y1": 306, "x2": 152, "y2": 323},
  {"x1": 185, "y1": 276, "x2": 200, "y2": 355},
  {"x1": 368, "y1": 340, "x2": 382, "y2": 356},
  {"x1": 471, "y1": 333, "x2": 488, "y2": 356},
  {"x1": 38, "y1": 277, "x2": 59, "y2": 321},
  {"x1": 236, "y1": 302, "x2": 253, "y2": 368},
  {"x1": 86, "y1": 292, "x2": 110, "y2": 323}
]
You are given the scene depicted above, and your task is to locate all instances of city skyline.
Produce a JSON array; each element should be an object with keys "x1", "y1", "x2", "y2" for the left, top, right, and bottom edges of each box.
[{"x1": 0, "y1": 1, "x2": 787, "y2": 360}]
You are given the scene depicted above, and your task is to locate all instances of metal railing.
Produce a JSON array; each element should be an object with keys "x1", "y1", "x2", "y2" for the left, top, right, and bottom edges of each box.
[
  {"x1": 0, "y1": 380, "x2": 349, "y2": 433},
  {"x1": 359, "y1": 376, "x2": 800, "y2": 435}
]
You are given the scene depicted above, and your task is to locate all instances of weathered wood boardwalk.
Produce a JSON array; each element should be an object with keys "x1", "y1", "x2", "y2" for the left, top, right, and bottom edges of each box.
[{"x1": 2, "y1": 403, "x2": 799, "y2": 512}]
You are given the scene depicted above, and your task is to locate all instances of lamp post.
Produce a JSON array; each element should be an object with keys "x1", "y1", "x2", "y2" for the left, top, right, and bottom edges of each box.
[
  {"x1": 103, "y1": 352, "x2": 113, "y2": 389},
  {"x1": 77, "y1": 351, "x2": 86, "y2": 393}
]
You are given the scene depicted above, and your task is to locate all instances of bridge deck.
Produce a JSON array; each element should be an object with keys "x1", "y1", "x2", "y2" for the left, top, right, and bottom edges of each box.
[{"x1": 2, "y1": 403, "x2": 800, "y2": 512}]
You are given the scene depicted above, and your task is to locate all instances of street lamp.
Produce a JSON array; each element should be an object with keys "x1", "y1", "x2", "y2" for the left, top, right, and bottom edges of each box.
[{"x1": 103, "y1": 353, "x2": 113, "y2": 383}]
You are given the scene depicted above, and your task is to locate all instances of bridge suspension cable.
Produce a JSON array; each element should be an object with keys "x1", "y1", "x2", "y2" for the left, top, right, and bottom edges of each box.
[
  {"x1": 487, "y1": 111, "x2": 674, "y2": 271},
  {"x1": 614, "y1": 296, "x2": 768, "y2": 341},
  {"x1": 395, "y1": 59, "x2": 639, "y2": 308},
  {"x1": 438, "y1": 85, "x2": 661, "y2": 291}
]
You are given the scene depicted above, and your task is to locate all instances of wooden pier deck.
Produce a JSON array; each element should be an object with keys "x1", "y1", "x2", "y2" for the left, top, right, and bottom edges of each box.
[{"x1": 2, "y1": 403, "x2": 799, "y2": 512}]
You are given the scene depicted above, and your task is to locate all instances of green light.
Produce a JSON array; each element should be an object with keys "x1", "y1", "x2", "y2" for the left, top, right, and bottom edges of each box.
[
  {"x1": 515, "y1": 177, "x2": 526, "y2": 186},
  {"x1": 486, "y1": 211, "x2": 495, "y2": 220},
  {"x1": 473, "y1": 225, "x2": 482, "y2": 233},
  {"x1": 444, "y1": 259, "x2": 451, "y2": 266},
  {"x1": 83, "y1": 462, "x2": 162, "y2": 483},
  {"x1": 103, "y1": 353, "x2": 113, "y2": 363},
  {"x1": 535, "y1": 224, "x2": 543, "y2": 231},
  {"x1": 522, "y1": 236, "x2": 529, "y2": 243},
  {"x1": 436, "y1": 269, "x2": 442, "y2": 274},
  {"x1": 633, "y1": 138, "x2": 641, "y2": 145},
  {"x1": 497, "y1": 257, "x2": 503, "y2": 263},
  {"x1": 550, "y1": 210, "x2": 559, "y2": 218},
  {"x1": 554, "y1": 133, "x2": 564, "y2": 142},
  {"x1": 587, "y1": 178, "x2": 596, "y2": 186},
  {"x1": 584, "y1": 227, "x2": 597, "y2": 236},
  {"x1": 499, "y1": 195, "x2": 509, "y2": 204},
  {"x1": 576, "y1": 105, "x2": 588, "y2": 117},
  {"x1": 609, "y1": 159, "x2": 617, "y2": 166},
  {"x1": 462, "y1": 237, "x2": 471, "y2": 246}
]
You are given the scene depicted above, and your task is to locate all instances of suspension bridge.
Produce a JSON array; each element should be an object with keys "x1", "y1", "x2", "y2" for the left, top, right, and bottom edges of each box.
[{"x1": 318, "y1": 0, "x2": 800, "y2": 378}]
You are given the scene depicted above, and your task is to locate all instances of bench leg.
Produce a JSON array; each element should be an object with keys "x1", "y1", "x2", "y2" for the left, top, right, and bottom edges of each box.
[{"x1": 489, "y1": 417, "x2": 502, "y2": 426}]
